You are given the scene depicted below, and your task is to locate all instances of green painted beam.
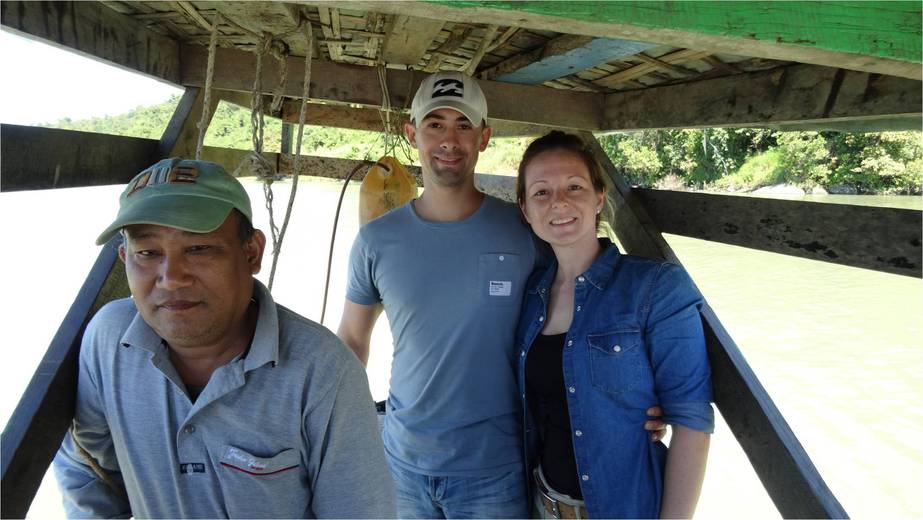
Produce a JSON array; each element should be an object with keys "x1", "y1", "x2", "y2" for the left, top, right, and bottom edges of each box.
[{"x1": 440, "y1": 1, "x2": 921, "y2": 63}]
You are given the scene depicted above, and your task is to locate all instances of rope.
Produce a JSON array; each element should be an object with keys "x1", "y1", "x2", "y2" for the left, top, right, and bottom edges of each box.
[
  {"x1": 267, "y1": 21, "x2": 314, "y2": 290},
  {"x1": 194, "y1": 13, "x2": 221, "y2": 160},
  {"x1": 233, "y1": 34, "x2": 279, "y2": 269},
  {"x1": 71, "y1": 429, "x2": 129, "y2": 502},
  {"x1": 269, "y1": 38, "x2": 289, "y2": 115},
  {"x1": 320, "y1": 161, "x2": 372, "y2": 324},
  {"x1": 318, "y1": 63, "x2": 410, "y2": 322},
  {"x1": 377, "y1": 65, "x2": 393, "y2": 156}
]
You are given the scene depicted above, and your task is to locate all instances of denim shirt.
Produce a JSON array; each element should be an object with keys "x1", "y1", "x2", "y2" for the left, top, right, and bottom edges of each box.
[{"x1": 516, "y1": 239, "x2": 714, "y2": 518}]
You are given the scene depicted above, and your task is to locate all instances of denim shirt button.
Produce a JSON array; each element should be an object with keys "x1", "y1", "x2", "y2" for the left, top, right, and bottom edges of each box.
[
  {"x1": 613, "y1": 345, "x2": 621, "y2": 352},
  {"x1": 576, "y1": 305, "x2": 581, "y2": 312},
  {"x1": 567, "y1": 340, "x2": 573, "y2": 347},
  {"x1": 539, "y1": 316, "x2": 544, "y2": 322},
  {"x1": 568, "y1": 386, "x2": 576, "y2": 393},
  {"x1": 581, "y1": 474, "x2": 589, "y2": 481},
  {"x1": 575, "y1": 430, "x2": 583, "y2": 437},
  {"x1": 520, "y1": 350, "x2": 526, "y2": 357},
  {"x1": 577, "y1": 276, "x2": 585, "y2": 283}
]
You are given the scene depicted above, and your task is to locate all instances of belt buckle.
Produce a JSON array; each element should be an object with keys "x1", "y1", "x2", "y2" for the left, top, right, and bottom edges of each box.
[
  {"x1": 550, "y1": 498, "x2": 560, "y2": 519},
  {"x1": 540, "y1": 487, "x2": 561, "y2": 518}
]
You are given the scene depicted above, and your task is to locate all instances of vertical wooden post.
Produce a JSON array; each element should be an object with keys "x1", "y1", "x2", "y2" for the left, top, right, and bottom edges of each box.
[
  {"x1": 578, "y1": 131, "x2": 848, "y2": 519},
  {"x1": 158, "y1": 87, "x2": 221, "y2": 159},
  {"x1": 281, "y1": 123, "x2": 293, "y2": 155},
  {"x1": 0, "y1": 239, "x2": 129, "y2": 519}
]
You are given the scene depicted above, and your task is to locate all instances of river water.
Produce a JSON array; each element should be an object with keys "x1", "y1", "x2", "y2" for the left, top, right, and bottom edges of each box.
[{"x1": 1, "y1": 179, "x2": 919, "y2": 518}]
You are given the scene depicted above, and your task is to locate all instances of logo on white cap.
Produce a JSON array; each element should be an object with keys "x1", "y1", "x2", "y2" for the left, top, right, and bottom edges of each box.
[{"x1": 432, "y1": 79, "x2": 465, "y2": 98}]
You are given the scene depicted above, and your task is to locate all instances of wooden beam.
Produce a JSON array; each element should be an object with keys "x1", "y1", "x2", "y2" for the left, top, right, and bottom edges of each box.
[
  {"x1": 481, "y1": 34, "x2": 654, "y2": 84},
  {"x1": 594, "y1": 49, "x2": 710, "y2": 88},
  {"x1": 381, "y1": 15, "x2": 445, "y2": 66},
  {"x1": 180, "y1": 43, "x2": 605, "y2": 130},
  {"x1": 332, "y1": 1, "x2": 922, "y2": 80},
  {"x1": 317, "y1": 6, "x2": 343, "y2": 61},
  {"x1": 1, "y1": 239, "x2": 129, "y2": 519},
  {"x1": 485, "y1": 25, "x2": 519, "y2": 54},
  {"x1": 577, "y1": 131, "x2": 847, "y2": 518},
  {"x1": 603, "y1": 64, "x2": 923, "y2": 131},
  {"x1": 463, "y1": 24, "x2": 498, "y2": 76},
  {"x1": 279, "y1": 100, "x2": 550, "y2": 136},
  {"x1": 364, "y1": 13, "x2": 386, "y2": 59},
  {"x1": 0, "y1": 125, "x2": 159, "y2": 192},
  {"x1": 638, "y1": 189, "x2": 922, "y2": 277},
  {"x1": 158, "y1": 87, "x2": 220, "y2": 158},
  {"x1": 174, "y1": 0, "x2": 213, "y2": 32},
  {"x1": 703, "y1": 55, "x2": 742, "y2": 75},
  {"x1": 276, "y1": 152, "x2": 515, "y2": 201},
  {"x1": 767, "y1": 115, "x2": 923, "y2": 133},
  {"x1": 633, "y1": 52, "x2": 698, "y2": 77},
  {"x1": 0, "y1": 0, "x2": 181, "y2": 84},
  {"x1": 424, "y1": 24, "x2": 472, "y2": 72}
]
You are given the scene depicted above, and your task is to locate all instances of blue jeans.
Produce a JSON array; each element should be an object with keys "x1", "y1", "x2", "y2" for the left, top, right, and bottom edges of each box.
[{"x1": 387, "y1": 457, "x2": 529, "y2": 519}]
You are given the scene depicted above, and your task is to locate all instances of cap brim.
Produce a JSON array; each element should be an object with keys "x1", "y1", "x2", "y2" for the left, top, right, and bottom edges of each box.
[
  {"x1": 95, "y1": 195, "x2": 234, "y2": 245},
  {"x1": 417, "y1": 100, "x2": 485, "y2": 126}
]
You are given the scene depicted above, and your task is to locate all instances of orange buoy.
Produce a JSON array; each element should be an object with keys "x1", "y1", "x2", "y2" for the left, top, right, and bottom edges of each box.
[{"x1": 359, "y1": 156, "x2": 418, "y2": 225}]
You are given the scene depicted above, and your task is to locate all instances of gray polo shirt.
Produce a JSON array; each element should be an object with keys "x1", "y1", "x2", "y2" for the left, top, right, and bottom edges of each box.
[{"x1": 54, "y1": 281, "x2": 395, "y2": 518}]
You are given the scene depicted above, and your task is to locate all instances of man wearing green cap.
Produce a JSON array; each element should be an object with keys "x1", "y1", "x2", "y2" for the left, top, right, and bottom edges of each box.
[{"x1": 53, "y1": 158, "x2": 395, "y2": 518}]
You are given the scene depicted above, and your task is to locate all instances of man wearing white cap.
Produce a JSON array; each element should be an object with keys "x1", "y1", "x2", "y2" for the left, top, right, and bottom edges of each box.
[
  {"x1": 338, "y1": 72, "x2": 536, "y2": 518},
  {"x1": 53, "y1": 158, "x2": 395, "y2": 518}
]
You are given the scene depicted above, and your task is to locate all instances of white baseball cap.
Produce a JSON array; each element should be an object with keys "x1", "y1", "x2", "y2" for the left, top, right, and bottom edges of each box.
[{"x1": 410, "y1": 72, "x2": 488, "y2": 127}]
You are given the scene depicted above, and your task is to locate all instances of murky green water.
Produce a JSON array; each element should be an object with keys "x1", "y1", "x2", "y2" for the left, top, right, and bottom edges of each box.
[{"x1": 1, "y1": 181, "x2": 919, "y2": 518}]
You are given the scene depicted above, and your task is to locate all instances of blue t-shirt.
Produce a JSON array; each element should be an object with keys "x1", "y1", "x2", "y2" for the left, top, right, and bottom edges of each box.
[{"x1": 346, "y1": 195, "x2": 538, "y2": 476}]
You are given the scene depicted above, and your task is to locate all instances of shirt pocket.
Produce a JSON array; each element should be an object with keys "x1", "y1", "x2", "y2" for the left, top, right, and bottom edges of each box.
[
  {"x1": 215, "y1": 445, "x2": 306, "y2": 517},
  {"x1": 587, "y1": 327, "x2": 646, "y2": 400},
  {"x1": 477, "y1": 253, "x2": 521, "y2": 307}
]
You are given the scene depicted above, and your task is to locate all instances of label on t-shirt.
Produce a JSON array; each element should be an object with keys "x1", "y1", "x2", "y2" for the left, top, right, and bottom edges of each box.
[{"x1": 489, "y1": 280, "x2": 512, "y2": 297}]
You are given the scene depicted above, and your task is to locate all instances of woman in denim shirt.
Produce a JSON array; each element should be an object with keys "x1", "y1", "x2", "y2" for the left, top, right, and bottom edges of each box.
[{"x1": 515, "y1": 131, "x2": 714, "y2": 519}]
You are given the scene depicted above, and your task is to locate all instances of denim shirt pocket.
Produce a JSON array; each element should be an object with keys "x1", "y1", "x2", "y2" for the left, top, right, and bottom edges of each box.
[{"x1": 587, "y1": 327, "x2": 645, "y2": 399}]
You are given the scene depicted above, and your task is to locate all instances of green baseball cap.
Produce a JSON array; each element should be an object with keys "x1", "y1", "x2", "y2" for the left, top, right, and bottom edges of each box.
[{"x1": 95, "y1": 158, "x2": 253, "y2": 245}]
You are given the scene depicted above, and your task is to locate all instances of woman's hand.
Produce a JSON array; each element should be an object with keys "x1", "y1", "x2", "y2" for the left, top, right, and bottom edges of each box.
[{"x1": 645, "y1": 406, "x2": 668, "y2": 442}]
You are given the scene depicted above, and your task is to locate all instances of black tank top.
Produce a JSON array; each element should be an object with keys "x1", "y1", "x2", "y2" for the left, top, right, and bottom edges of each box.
[{"x1": 525, "y1": 332, "x2": 583, "y2": 499}]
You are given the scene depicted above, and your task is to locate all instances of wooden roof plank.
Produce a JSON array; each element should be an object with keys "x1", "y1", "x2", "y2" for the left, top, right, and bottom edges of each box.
[
  {"x1": 180, "y1": 43, "x2": 604, "y2": 130},
  {"x1": 0, "y1": 0, "x2": 181, "y2": 84},
  {"x1": 634, "y1": 52, "x2": 700, "y2": 77},
  {"x1": 381, "y1": 15, "x2": 445, "y2": 66},
  {"x1": 174, "y1": 0, "x2": 212, "y2": 32},
  {"x1": 603, "y1": 64, "x2": 922, "y2": 131},
  {"x1": 594, "y1": 49, "x2": 710, "y2": 88},
  {"x1": 486, "y1": 35, "x2": 655, "y2": 84},
  {"x1": 333, "y1": 1, "x2": 922, "y2": 79},
  {"x1": 463, "y1": 24, "x2": 498, "y2": 75},
  {"x1": 424, "y1": 24, "x2": 472, "y2": 72},
  {"x1": 317, "y1": 6, "x2": 343, "y2": 61}
]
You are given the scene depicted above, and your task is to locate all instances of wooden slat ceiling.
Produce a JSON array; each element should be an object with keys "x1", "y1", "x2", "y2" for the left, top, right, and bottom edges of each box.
[{"x1": 102, "y1": 1, "x2": 791, "y2": 94}]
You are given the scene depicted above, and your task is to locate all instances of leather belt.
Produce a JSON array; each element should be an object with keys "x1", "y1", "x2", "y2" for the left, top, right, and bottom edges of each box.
[{"x1": 534, "y1": 471, "x2": 588, "y2": 519}]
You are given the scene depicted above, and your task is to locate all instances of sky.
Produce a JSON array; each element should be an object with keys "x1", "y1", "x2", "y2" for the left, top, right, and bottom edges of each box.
[{"x1": 0, "y1": 30, "x2": 182, "y2": 126}]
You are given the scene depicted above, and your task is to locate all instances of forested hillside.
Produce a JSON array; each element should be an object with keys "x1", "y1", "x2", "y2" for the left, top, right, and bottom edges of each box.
[{"x1": 45, "y1": 94, "x2": 921, "y2": 194}]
